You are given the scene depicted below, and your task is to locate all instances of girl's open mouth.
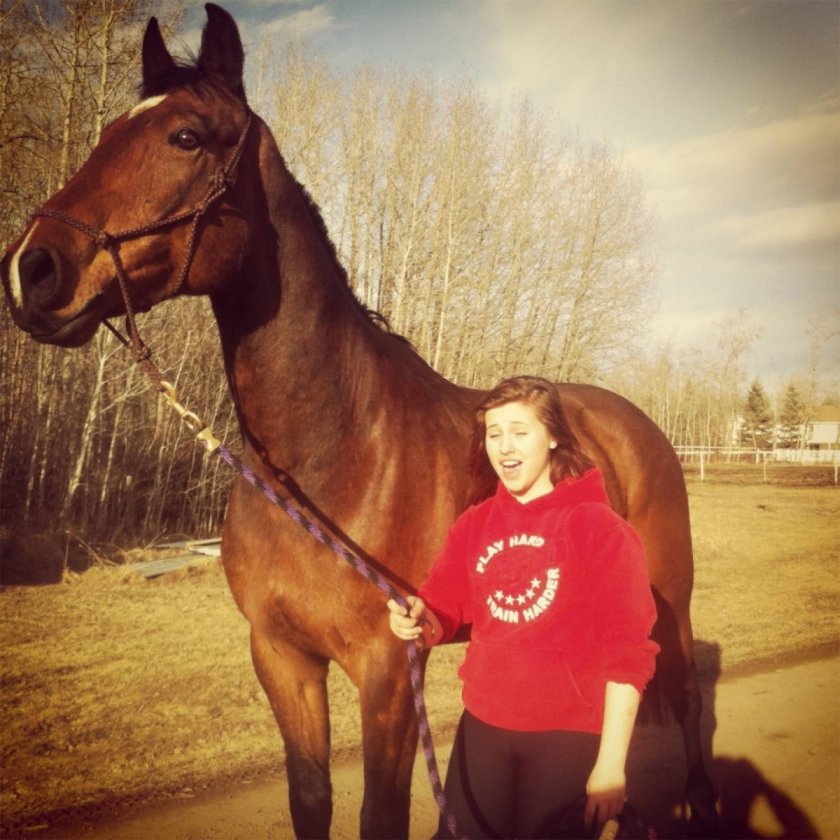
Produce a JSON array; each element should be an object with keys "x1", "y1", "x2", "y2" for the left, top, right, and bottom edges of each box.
[{"x1": 501, "y1": 460, "x2": 522, "y2": 477}]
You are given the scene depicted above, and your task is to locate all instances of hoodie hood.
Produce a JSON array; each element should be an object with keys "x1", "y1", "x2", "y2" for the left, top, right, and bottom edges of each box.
[{"x1": 493, "y1": 467, "x2": 610, "y2": 513}]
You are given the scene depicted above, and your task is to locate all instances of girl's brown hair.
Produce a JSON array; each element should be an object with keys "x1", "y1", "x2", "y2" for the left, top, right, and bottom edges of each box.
[{"x1": 467, "y1": 375, "x2": 594, "y2": 504}]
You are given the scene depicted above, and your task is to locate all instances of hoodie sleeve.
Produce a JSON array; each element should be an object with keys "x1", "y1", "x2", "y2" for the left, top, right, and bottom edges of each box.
[
  {"x1": 417, "y1": 510, "x2": 474, "y2": 644},
  {"x1": 582, "y1": 510, "x2": 659, "y2": 693}
]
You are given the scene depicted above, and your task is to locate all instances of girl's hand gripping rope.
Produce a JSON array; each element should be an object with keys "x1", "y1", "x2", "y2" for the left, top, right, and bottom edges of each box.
[{"x1": 386, "y1": 596, "x2": 441, "y2": 647}]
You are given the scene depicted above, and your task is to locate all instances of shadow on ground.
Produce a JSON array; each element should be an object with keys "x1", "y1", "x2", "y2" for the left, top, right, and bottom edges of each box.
[{"x1": 628, "y1": 639, "x2": 823, "y2": 839}]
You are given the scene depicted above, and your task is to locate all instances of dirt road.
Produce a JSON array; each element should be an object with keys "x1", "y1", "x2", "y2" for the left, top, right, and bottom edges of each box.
[{"x1": 29, "y1": 655, "x2": 840, "y2": 839}]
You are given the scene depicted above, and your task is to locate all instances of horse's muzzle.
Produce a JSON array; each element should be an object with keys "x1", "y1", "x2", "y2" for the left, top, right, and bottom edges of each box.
[{"x1": 1, "y1": 246, "x2": 101, "y2": 347}]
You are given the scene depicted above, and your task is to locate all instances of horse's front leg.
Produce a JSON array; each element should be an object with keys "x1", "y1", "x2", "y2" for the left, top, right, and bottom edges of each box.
[
  {"x1": 250, "y1": 628, "x2": 332, "y2": 839},
  {"x1": 355, "y1": 637, "x2": 423, "y2": 839}
]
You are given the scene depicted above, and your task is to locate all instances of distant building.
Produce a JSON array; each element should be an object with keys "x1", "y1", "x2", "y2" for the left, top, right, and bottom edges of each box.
[
  {"x1": 806, "y1": 405, "x2": 840, "y2": 450},
  {"x1": 729, "y1": 405, "x2": 840, "y2": 452}
]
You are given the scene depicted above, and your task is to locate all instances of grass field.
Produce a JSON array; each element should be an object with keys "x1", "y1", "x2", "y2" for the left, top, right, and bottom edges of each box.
[{"x1": 1, "y1": 477, "x2": 838, "y2": 831}]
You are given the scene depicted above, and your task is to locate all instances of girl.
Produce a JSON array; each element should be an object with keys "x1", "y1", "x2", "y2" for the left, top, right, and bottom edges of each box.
[{"x1": 388, "y1": 376, "x2": 659, "y2": 838}]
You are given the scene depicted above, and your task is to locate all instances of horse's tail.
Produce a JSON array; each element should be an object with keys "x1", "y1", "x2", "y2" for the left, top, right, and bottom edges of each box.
[{"x1": 638, "y1": 664, "x2": 673, "y2": 726}]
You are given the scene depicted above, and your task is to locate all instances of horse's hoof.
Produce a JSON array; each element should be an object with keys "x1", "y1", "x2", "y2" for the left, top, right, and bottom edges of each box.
[{"x1": 687, "y1": 804, "x2": 723, "y2": 838}]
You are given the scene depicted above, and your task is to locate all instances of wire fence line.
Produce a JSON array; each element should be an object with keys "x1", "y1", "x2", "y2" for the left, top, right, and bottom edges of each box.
[{"x1": 674, "y1": 447, "x2": 840, "y2": 485}]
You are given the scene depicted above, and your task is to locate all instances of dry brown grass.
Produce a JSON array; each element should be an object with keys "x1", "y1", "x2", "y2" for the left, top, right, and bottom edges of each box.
[
  {"x1": 687, "y1": 482, "x2": 840, "y2": 672},
  {"x1": 1, "y1": 481, "x2": 838, "y2": 832}
]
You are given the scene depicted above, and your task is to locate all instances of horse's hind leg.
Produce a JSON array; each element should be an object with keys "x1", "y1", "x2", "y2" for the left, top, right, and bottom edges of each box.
[
  {"x1": 637, "y1": 499, "x2": 720, "y2": 837},
  {"x1": 652, "y1": 589, "x2": 721, "y2": 836},
  {"x1": 250, "y1": 628, "x2": 332, "y2": 839},
  {"x1": 354, "y1": 638, "x2": 422, "y2": 839},
  {"x1": 673, "y1": 617, "x2": 721, "y2": 836}
]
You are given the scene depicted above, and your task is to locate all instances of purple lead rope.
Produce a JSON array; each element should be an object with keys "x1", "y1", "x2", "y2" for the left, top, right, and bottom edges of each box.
[{"x1": 215, "y1": 443, "x2": 463, "y2": 839}]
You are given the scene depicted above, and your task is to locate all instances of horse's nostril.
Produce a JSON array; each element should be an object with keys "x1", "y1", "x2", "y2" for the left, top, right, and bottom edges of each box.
[{"x1": 19, "y1": 248, "x2": 59, "y2": 305}]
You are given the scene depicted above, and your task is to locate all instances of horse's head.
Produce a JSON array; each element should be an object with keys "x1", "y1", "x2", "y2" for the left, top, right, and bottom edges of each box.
[{"x1": 1, "y1": 3, "x2": 252, "y2": 347}]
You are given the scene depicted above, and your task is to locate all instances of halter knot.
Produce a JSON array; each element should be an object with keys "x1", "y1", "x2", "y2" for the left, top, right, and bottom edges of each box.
[
  {"x1": 95, "y1": 231, "x2": 113, "y2": 248},
  {"x1": 131, "y1": 341, "x2": 152, "y2": 363},
  {"x1": 211, "y1": 168, "x2": 229, "y2": 192}
]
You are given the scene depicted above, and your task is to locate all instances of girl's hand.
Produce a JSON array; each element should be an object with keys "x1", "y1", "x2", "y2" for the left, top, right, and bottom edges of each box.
[
  {"x1": 584, "y1": 761, "x2": 626, "y2": 830},
  {"x1": 386, "y1": 596, "x2": 426, "y2": 641}
]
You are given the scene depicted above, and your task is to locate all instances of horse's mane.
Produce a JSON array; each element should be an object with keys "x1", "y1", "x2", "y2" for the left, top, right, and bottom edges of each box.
[{"x1": 297, "y1": 184, "x2": 409, "y2": 341}]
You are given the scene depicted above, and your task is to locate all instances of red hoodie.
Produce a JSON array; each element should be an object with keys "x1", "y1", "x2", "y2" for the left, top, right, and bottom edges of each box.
[{"x1": 418, "y1": 468, "x2": 659, "y2": 734}]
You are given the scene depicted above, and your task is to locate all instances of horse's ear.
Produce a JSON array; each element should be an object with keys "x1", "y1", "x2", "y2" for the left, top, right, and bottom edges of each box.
[
  {"x1": 142, "y1": 17, "x2": 178, "y2": 96},
  {"x1": 198, "y1": 3, "x2": 246, "y2": 99}
]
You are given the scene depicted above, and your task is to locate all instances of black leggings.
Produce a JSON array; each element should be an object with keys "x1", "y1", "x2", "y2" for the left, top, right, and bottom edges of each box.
[{"x1": 437, "y1": 710, "x2": 600, "y2": 839}]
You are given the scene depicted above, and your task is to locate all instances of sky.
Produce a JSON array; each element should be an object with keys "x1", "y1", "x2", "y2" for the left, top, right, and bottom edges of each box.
[{"x1": 181, "y1": 0, "x2": 839, "y2": 390}]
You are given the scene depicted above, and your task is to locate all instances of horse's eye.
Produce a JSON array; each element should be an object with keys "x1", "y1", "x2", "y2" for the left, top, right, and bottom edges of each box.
[{"x1": 172, "y1": 128, "x2": 202, "y2": 151}]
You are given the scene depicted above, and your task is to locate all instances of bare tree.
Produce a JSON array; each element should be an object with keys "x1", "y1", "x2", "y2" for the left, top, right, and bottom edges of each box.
[
  {"x1": 804, "y1": 314, "x2": 840, "y2": 415},
  {"x1": 3, "y1": 28, "x2": 662, "y2": 547},
  {"x1": 260, "y1": 47, "x2": 657, "y2": 388}
]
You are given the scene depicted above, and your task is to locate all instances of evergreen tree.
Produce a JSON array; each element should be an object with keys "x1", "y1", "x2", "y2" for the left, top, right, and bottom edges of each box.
[
  {"x1": 778, "y1": 384, "x2": 805, "y2": 448},
  {"x1": 740, "y1": 379, "x2": 773, "y2": 450}
]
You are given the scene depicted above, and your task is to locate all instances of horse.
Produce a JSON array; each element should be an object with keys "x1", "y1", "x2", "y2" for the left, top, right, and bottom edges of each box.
[{"x1": 1, "y1": 5, "x2": 718, "y2": 837}]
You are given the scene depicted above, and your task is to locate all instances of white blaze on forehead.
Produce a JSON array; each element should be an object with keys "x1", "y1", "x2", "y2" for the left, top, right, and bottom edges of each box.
[
  {"x1": 9, "y1": 222, "x2": 38, "y2": 308},
  {"x1": 128, "y1": 94, "x2": 168, "y2": 119}
]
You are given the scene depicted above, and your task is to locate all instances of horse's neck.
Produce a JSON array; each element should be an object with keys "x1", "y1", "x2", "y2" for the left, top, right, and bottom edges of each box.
[{"x1": 211, "y1": 135, "x2": 400, "y2": 469}]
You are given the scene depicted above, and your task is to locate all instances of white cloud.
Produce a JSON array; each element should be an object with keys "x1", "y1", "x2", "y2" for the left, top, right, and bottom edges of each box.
[
  {"x1": 627, "y1": 97, "x2": 840, "y2": 258},
  {"x1": 630, "y1": 104, "x2": 838, "y2": 204},
  {"x1": 718, "y1": 202, "x2": 840, "y2": 254},
  {"x1": 259, "y1": 5, "x2": 336, "y2": 40},
  {"x1": 624, "y1": 90, "x2": 839, "y2": 378},
  {"x1": 232, "y1": 0, "x2": 305, "y2": 5},
  {"x1": 183, "y1": 2, "x2": 337, "y2": 52},
  {"x1": 477, "y1": 1, "x2": 677, "y2": 129}
]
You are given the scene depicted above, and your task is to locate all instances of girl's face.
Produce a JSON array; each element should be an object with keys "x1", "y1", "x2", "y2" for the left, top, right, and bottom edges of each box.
[{"x1": 484, "y1": 400, "x2": 556, "y2": 503}]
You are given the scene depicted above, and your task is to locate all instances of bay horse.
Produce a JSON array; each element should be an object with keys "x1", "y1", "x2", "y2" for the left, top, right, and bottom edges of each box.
[{"x1": 1, "y1": 5, "x2": 718, "y2": 837}]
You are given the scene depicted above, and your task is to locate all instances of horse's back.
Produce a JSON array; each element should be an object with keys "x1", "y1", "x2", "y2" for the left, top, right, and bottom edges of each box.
[{"x1": 555, "y1": 382, "x2": 693, "y2": 601}]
